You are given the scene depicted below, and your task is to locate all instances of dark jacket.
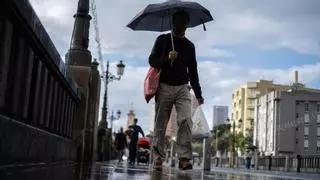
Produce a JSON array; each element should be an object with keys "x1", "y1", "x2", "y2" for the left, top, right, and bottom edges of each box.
[
  {"x1": 115, "y1": 132, "x2": 127, "y2": 150},
  {"x1": 128, "y1": 125, "x2": 144, "y2": 143},
  {"x1": 148, "y1": 33, "x2": 202, "y2": 99}
]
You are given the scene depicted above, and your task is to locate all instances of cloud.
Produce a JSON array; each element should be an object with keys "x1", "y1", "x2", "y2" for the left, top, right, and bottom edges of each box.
[{"x1": 30, "y1": 0, "x2": 320, "y2": 59}]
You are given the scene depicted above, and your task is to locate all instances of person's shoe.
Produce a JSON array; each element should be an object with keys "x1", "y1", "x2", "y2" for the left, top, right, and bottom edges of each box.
[
  {"x1": 178, "y1": 158, "x2": 193, "y2": 170},
  {"x1": 153, "y1": 158, "x2": 163, "y2": 171}
]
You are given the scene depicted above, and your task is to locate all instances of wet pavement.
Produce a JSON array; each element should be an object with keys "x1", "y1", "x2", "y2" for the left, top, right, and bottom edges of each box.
[{"x1": 83, "y1": 162, "x2": 320, "y2": 180}]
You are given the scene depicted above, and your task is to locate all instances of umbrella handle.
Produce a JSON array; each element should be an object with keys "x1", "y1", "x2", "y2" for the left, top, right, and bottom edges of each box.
[
  {"x1": 201, "y1": 19, "x2": 206, "y2": 31},
  {"x1": 170, "y1": 31, "x2": 175, "y2": 51}
]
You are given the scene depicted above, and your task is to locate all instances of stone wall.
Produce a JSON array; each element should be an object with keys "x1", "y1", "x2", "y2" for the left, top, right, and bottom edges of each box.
[
  {"x1": 0, "y1": 115, "x2": 77, "y2": 179},
  {"x1": 0, "y1": 1, "x2": 80, "y2": 179}
]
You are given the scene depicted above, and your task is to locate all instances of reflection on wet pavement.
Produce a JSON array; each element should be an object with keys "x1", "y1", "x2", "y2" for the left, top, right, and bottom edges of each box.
[{"x1": 84, "y1": 162, "x2": 318, "y2": 180}]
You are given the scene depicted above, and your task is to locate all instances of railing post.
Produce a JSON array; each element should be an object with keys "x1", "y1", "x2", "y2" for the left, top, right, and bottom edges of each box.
[
  {"x1": 285, "y1": 156, "x2": 289, "y2": 172},
  {"x1": 268, "y1": 155, "x2": 272, "y2": 171},
  {"x1": 296, "y1": 155, "x2": 301, "y2": 173},
  {"x1": 255, "y1": 154, "x2": 259, "y2": 170}
]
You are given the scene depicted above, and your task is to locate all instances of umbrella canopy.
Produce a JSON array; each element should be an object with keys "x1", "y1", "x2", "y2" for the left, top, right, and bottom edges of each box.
[{"x1": 127, "y1": 0, "x2": 214, "y2": 32}]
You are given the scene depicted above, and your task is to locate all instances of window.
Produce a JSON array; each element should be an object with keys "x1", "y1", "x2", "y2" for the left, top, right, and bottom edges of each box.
[
  {"x1": 317, "y1": 114, "x2": 320, "y2": 124},
  {"x1": 296, "y1": 113, "x2": 300, "y2": 118},
  {"x1": 317, "y1": 104, "x2": 320, "y2": 113},
  {"x1": 317, "y1": 127, "x2": 320, "y2": 137},
  {"x1": 239, "y1": 100, "x2": 241, "y2": 105},
  {"x1": 304, "y1": 140, "x2": 309, "y2": 150},
  {"x1": 317, "y1": 140, "x2": 320, "y2": 151},
  {"x1": 305, "y1": 103, "x2": 309, "y2": 112},
  {"x1": 303, "y1": 139, "x2": 309, "y2": 150},
  {"x1": 304, "y1": 114, "x2": 310, "y2": 124},
  {"x1": 304, "y1": 126, "x2": 309, "y2": 137}
]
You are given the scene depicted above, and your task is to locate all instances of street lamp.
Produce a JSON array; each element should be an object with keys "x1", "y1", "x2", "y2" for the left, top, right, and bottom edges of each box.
[{"x1": 226, "y1": 118, "x2": 242, "y2": 167}]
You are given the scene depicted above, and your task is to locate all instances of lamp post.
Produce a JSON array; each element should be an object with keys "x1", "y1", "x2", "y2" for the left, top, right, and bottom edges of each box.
[
  {"x1": 216, "y1": 129, "x2": 219, "y2": 157},
  {"x1": 99, "y1": 60, "x2": 125, "y2": 161},
  {"x1": 100, "y1": 60, "x2": 125, "y2": 132},
  {"x1": 227, "y1": 118, "x2": 242, "y2": 167}
]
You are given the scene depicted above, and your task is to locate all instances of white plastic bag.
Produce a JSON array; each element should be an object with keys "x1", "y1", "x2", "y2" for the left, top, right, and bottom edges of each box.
[{"x1": 192, "y1": 106, "x2": 210, "y2": 138}]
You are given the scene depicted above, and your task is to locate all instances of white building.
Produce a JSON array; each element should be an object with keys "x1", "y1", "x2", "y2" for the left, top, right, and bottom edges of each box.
[
  {"x1": 213, "y1": 105, "x2": 228, "y2": 129},
  {"x1": 254, "y1": 90, "x2": 320, "y2": 156}
]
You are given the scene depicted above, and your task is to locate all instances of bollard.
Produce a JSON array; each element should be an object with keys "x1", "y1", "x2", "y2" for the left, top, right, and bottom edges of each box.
[
  {"x1": 268, "y1": 155, "x2": 272, "y2": 171},
  {"x1": 297, "y1": 155, "x2": 301, "y2": 173},
  {"x1": 202, "y1": 137, "x2": 212, "y2": 171},
  {"x1": 170, "y1": 142, "x2": 176, "y2": 167}
]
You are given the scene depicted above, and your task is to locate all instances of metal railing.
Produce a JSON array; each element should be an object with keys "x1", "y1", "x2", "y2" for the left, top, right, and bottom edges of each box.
[{"x1": 211, "y1": 155, "x2": 320, "y2": 173}]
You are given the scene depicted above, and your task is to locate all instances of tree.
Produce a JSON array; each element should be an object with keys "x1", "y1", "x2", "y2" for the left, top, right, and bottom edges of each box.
[
  {"x1": 211, "y1": 123, "x2": 254, "y2": 156},
  {"x1": 211, "y1": 124, "x2": 232, "y2": 155}
]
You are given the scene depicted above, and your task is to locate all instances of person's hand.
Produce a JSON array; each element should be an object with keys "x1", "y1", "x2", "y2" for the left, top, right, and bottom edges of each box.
[{"x1": 197, "y1": 98, "x2": 204, "y2": 105}]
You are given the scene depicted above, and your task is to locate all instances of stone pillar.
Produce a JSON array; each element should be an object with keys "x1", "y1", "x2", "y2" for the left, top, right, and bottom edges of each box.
[
  {"x1": 90, "y1": 61, "x2": 101, "y2": 162},
  {"x1": 202, "y1": 137, "x2": 212, "y2": 171}
]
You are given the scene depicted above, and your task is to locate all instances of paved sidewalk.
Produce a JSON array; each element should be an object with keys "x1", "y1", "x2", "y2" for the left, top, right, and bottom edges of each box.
[
  {"x1": 211, "y1": 167, "x2": 320, "y2": 180},
  {"x1": 83, "y1": 161, "x2": 320, "y2": 180}
]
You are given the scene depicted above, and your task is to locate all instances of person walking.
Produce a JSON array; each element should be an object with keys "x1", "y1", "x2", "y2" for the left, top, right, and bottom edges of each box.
[
  {"x1": 245, "y1": 150, "x2": 252, "y2": 169},
  {"x1": 114, "y1": 127, "x2": 127, "y2": 162},
  {"x1": 149, "y1": 10, "x2": 204, "y2": 171},
  {"x1": 128, "y1": 118, "x2": 145, "y2": 164}
]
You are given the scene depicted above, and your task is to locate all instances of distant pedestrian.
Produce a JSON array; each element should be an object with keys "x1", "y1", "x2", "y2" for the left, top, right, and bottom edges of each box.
[
  {"x1": 128, "y1": 118, "x2": 145, "y2": 164},
  {"x1": 245, "y1": 151, "x2": 252, "y2": 169},
  {"x1": 114, "y1": 127, "x2": 127, "y2": 162}
]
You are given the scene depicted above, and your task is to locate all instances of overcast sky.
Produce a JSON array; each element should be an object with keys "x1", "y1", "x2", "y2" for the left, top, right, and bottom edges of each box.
[{"x1": 29, "y1": 0, "x2": 320, "y2": 133}]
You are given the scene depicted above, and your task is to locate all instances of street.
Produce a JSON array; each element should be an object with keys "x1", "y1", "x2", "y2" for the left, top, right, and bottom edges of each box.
[{"x1": 83, "y1": 162, "x2": 320, "y2": 180}]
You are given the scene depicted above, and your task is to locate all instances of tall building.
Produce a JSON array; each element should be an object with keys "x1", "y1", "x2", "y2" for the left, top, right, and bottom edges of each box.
[
  {"x1": 231, "y1": 71, "x2": 320, "y2": 137},
  {"x1": 253, "y1": 90, "x2": 320, "y2": 156},
  {"x1": 213, "y1": 106, "x2": 228, "y2": 129}
]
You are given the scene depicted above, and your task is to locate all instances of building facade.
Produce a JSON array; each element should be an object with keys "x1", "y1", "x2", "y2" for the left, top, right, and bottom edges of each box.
[
  {"x1": 213, "y1": 105, "x2": 228, "y2": 129},
  {"x1": 231, "y1": 72, "x2": 320, "y2": 137},
  {"x1": 253, "y1": 90, "x2": 320, "y2": 156}
]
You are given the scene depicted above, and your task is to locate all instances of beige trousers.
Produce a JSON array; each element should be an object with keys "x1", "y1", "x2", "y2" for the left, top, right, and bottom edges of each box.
[{"x1": 152, "y1": 83, "x2": 193, "y2": 160}]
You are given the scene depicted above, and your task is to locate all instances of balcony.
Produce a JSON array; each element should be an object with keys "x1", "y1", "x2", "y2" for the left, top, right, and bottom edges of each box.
[{"x1": 247, "y1": 95, "x2": 256, "y2": 99}]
